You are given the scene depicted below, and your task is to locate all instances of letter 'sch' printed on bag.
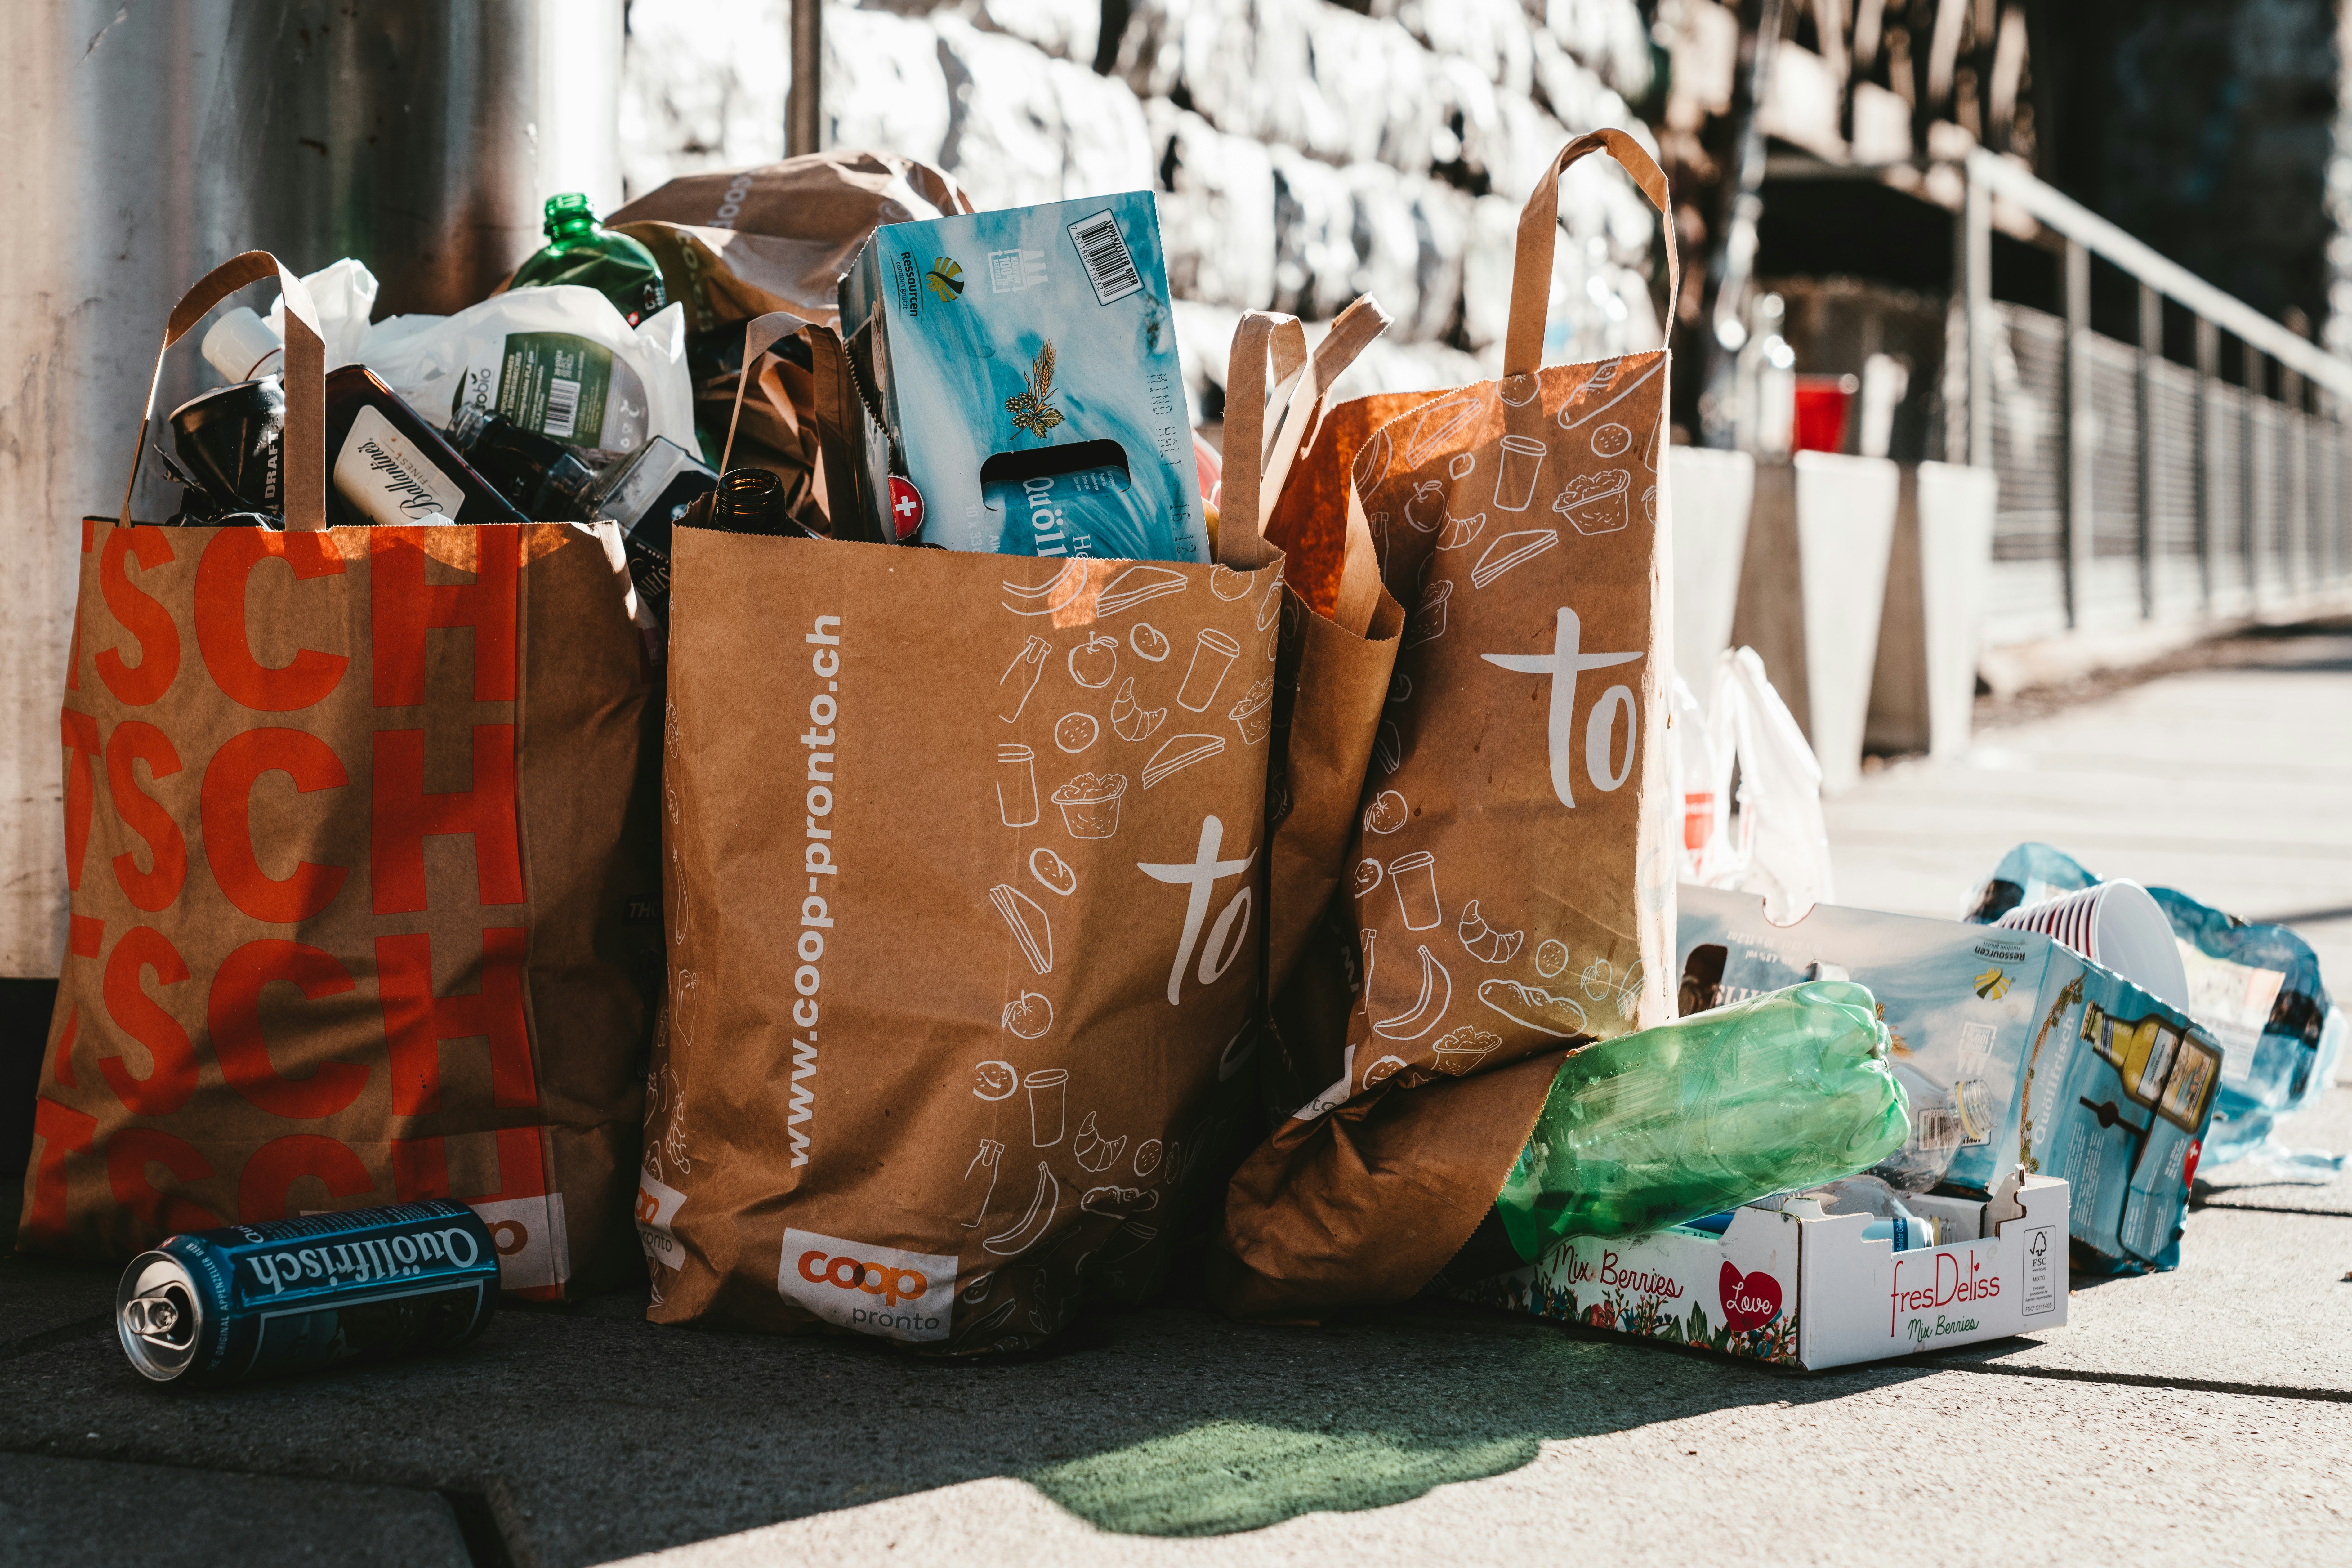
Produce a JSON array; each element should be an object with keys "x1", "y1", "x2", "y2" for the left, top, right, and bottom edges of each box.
[
  {"x1": 1320, "y1": 351, "x2": 1671, "y2": 1105},
  {"x1": 35, "y1": 522, "x2": 643, "y2": 1300}
]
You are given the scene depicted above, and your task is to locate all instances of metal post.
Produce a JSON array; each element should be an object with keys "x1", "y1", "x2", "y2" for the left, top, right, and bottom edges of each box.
[
  {"x1": 789, "y1": 0, "x2": 823, "y2": 157},
  {"x1": 1960, "y1": 166, "x2": 1994, "y2": 467},
  {"x1": 2283, "y1": 367, "x2": 2306, "y2": 597},
  {"x1": 2194, "y1": 317, "x2": 2219, "y2": 611},
  {"x1": 2136, "y1": 283, "x2": 2160, "y2": 619},
  {"x1": 2063, "y1": 238, "x2": 2092, "y2": 627},
  {"x1": 1698, "y1": 0, "x2": 1784, "y2": 448},
  {"x1": 2243, "y1": 346, "x2": 2264, "y2": 610}
]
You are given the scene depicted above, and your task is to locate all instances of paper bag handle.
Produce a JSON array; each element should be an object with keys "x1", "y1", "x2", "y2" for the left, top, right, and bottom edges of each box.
[
  {"x1": 1261, "y1": 295, "x2": 1392, "y2": 510},
  {"x1": 1503, "y1": 129, "x2": 1678, "y2": 380},
  {"x1": 1221, "y1": 297, "x2": 1393, "y2": 556},
  {"x1": 719, "y1": 309, "x2": 822, "y2": 475},
  {"x1": 122, "y1": 252, "x2": 328, "y2": 530},
  {"x1": 1216, "y1": 311, "x2": 1309, "y2": 565}
]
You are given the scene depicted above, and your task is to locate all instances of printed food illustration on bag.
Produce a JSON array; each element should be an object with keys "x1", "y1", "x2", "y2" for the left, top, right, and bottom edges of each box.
[
  {"x1": 1315, "y1": 344, "x2": 1672, "y2": 1105},
  {"x1": 651, "y1": 536, "x2": 1284, "y2": 1354}
]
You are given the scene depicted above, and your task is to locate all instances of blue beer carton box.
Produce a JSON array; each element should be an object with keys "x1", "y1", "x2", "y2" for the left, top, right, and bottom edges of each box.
[
  {"x1": 1677, "y1": 886, "x2": 2223, "y2": 1274},
  {"x1": 838, "y1": 192, "x2": 1207, "y2": 562}
]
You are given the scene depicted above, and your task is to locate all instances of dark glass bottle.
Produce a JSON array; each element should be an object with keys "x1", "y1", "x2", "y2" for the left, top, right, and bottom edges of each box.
[
  {"x1": 706, "y1": 468, "x2": 814, "y2": 538},
  {"x1": 510, "y1": 193, "x2": 669, "y2": 327},
  {"x1": 449, "y1": 406, "x2": 600, "y2": 519},
  {"x1": 324, "y1": 365, "x2": 527, "y2": 527},
  {"x1": 168, "y1": 376, "x2": 287, "y2": 518}
]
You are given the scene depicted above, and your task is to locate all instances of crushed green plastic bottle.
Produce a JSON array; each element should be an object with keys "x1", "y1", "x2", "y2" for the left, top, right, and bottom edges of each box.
[
  {"x1": 510, "y1": 193, "x2": 669, "y2": 326},
  {"x1": 1494, "y1": 980, "x2": 1910, "y2": 1262}
]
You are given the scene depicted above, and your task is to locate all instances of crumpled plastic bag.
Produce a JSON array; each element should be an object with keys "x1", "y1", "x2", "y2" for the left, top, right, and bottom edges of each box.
[
  {"x1": 361, "y1": 286, "x2": 694, "y2": 458},
  {"x1": 1675, "y1": 646, "x2": 1835, "y2": 925},
  {"x1": 1965, "y1": 841, "x2": 2345, "y2": 1177},
  {"x1": 261, "y1": 258, "x2": 697, "y2": 461},
  {"x1": 264, "y1": 257, "x2": 378, "y2": 369}
]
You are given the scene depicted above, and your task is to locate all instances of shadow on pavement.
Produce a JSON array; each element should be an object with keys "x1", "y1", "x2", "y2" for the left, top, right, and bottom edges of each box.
[{"x1": 0, "y1": 1240, "x2": 1943, "y2": 1562}]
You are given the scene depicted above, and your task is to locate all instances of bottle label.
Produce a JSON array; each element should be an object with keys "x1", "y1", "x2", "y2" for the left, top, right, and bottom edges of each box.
[
  {"x1": 333, "y1": 405, "x2": 466, "y2": 525},
  {"x1": 483, "y1": 333, "x2": 642, "y2": 453}
]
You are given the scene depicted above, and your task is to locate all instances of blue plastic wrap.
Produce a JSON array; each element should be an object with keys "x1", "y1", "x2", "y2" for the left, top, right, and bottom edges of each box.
[{"x1": 1965, "y1": 841, "x2": 2343, "y2": 1174}]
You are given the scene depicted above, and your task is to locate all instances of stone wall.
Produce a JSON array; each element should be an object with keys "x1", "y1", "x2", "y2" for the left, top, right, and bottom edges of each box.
[{"x1": 618, "y1": 0, "x2": 1665, "y2": 407}]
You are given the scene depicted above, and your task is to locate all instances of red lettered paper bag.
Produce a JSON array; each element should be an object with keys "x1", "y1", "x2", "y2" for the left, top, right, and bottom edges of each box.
[{"x1": 20, "y1": 254, "x2": 656, "y2": 1298}]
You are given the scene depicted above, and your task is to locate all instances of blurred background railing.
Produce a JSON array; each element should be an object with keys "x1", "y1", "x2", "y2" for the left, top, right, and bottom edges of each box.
[{"x1": 1957, "y1": 150, "x2": 2352, "y2": 644}]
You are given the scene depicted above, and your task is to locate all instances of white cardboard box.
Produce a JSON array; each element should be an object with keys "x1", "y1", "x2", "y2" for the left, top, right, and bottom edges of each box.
[{"x1": 1450, "y1": 1174, "x2": 2071, "y2": 1371}]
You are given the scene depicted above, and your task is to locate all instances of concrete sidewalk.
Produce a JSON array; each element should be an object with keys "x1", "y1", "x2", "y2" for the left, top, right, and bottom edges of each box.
[{"x1": 3, "y1": 628, "x2": 2348, "y2": 1567}]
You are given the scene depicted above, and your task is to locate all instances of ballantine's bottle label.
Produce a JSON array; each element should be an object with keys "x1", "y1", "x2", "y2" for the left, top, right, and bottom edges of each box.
[{"x1": 332, "y1": 405, "x2": 465, "y2": 525}]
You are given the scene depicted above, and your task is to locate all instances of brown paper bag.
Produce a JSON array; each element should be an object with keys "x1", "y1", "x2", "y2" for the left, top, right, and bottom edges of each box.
[
  {"x1": 644, "y1": 328, "x2": 1290, "y2": 1352},
  {"x1": 613, "y1": 152, "x2": 973, "y2": 530},
  {"x1": 1319, "y1": 128, "x2": 1679, "y2": 1100},
  {"x1": 19, "y1": 255, "x2": 659, "y2": 1299},
  {"x1": 1212, "y1": 130, "x2": 1683, "y2": 1318},
  {"x1": 1243, "y1": 313, "x2": 1433, "y2": 1117},
  {"x1": 609, "y1": 151, "x2": 973, "y2": 335},
  {"x1": 1210, "y1": 1048, "x2": 1565, "y2": 1320}
]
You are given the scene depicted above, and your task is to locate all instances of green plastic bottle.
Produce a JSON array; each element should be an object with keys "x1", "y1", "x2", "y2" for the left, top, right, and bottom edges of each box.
[
  {"x1": 510, "y1": 193, "x2": 669, "y2": 326},
  {"x1": 1493, "y1": 980, "x2": 1911, "y2": 1263}
]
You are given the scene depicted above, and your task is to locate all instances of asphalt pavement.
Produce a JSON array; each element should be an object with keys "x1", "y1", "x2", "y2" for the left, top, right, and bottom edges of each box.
[{"x1": 3, "y1": 624, "x2": 2348, "y2": 1567}]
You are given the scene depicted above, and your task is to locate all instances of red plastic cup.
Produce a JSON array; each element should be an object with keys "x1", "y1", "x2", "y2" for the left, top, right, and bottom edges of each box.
[{"x1": 1792, "y1": 374, "x2": 1858, "y2": 453}]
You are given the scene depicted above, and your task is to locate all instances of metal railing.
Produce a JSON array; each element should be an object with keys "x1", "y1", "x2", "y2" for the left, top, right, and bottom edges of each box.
[{"x1": 1956, "y1": 150, "x2": 2352, "y2": 645}]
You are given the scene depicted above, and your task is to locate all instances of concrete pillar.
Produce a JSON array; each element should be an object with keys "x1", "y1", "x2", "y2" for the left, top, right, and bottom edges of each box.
[
  {"x1": 1667, "y1": 446, "x2": 1756, "y2": 689},
  {"x1": 1728, "y1": 452, "x2": 1902, "y2": 794},
  {"x1": 1866, "y1": 461, "x2": 2000, "y2": 760}
]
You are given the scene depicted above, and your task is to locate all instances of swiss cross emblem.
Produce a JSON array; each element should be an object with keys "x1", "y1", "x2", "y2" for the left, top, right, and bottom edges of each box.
[{"x1": 886, "y1": 476, "x2": 925, "y2": 541}]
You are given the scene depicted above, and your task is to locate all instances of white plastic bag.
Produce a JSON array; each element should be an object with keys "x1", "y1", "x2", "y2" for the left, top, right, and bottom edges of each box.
[
  {"x1": 1667, "y1": 672, "x2": 1730, "y2": 883},
  {"x1": 265, "y1": 257, "x2": 379, "y2": 369},
  {"x1": 1677, "y1": 646, "x2": 1834, "y2": 925},
  {"x1": 361, "y1": 287, "x2": 695, "y2": 458}
]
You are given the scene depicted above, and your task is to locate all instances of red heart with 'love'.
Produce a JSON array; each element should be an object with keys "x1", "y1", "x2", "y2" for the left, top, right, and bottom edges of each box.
[{"x1": 1719, "y1": 1262, "x2": 1783, "y2": 1333}]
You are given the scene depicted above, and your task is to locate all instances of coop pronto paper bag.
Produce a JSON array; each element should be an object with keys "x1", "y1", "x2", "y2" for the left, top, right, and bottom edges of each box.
[
  {"x1": 645, "y1": 391, "x2": 1286, "y2": 1351},
  {"x1": 20, "y1": 254, "x2": 659, "y2": 1299}
]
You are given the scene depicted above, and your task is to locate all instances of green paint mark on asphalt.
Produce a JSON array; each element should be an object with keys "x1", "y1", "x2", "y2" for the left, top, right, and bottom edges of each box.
[{"x1": 1025, "y1": 1418, "x2": 1540, "y2": 1536}]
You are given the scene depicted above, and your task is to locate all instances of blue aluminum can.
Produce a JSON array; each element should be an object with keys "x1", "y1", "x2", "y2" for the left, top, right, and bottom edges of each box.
[{"x1": 115, "y1": 1200, "x2": 499, "y2": 1388}]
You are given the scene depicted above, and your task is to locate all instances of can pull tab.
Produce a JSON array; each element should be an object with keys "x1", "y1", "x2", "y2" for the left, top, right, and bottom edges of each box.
[{"x1": 123, "y1": 1289, "x2": 185, "y2": 1341}]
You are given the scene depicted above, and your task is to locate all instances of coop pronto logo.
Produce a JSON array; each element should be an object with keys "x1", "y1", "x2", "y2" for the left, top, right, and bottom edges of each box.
[
  {"x1": 777, "y1": 1227, "x2": 957, "y2": 1342},
  {"x1": 797, "y1": 1248, "x2": 926, "y2": 1304}
]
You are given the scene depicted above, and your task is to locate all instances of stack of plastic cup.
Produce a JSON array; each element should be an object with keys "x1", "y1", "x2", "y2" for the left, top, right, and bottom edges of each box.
[{"x1": 1993, "y1": 879, "x2": 2190, "y2": 1009}]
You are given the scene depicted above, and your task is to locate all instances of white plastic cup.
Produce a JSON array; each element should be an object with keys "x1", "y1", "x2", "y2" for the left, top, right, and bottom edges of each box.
[{"x1": 1995, "y1": 880, "x2": 2188, "y2": 1007}]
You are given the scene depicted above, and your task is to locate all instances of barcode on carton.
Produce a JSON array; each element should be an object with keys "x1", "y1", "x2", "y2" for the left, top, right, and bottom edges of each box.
[
  {"x1": 545, "y1": 376, "x2": 582, "y2": 440},
  {"x1": 1066, "y1": 210, "x2": 1142, "y2": 306}
]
